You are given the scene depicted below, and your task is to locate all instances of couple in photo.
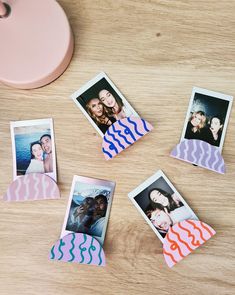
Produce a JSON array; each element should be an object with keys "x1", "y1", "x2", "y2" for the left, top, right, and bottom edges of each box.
[
  {"x1": 185, "y1": 111, "x2": 224, "y2": 147},
  {"x1": 67, "y1": 194, "x2": 108, "y2": 237},
  {"x1": 25, "y1": 134, "x2": 53, "y2": 174},
  {"x1": 145, "y1": 188, "x2": 197, "y2": 238},
  {"x1": 85, "y1": 88, "x2": 133, "y2": 133}
]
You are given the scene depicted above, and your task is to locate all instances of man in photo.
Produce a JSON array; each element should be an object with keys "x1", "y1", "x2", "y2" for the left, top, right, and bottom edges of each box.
[{"x1": 40, "y1": 134, "x2": 53, "y2": 173}]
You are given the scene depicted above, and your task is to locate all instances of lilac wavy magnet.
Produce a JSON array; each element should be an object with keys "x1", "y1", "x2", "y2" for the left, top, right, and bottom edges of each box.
[
  {"x1": 102, "y1": 116, "x2": 153, "y2": 160},
  {"x1": 163, "y1": 220, "x2": 216, "y2": 268},
  {"x1": 50, "y1": 233, "x2": 105, "y2": 266},
  {"x1": 3, "y1": 173, "x2": 60, "y2": 202},
  {"x1": 170, "y1": 139, "x2": 225, "y2": 174}
]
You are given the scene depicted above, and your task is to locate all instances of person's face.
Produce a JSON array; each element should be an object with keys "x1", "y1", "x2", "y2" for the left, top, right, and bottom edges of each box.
[
  {"x1": 99, "y1": 90, "x2": 116, "y2": 108},
  {"x1": 96, "y1": 198, "x2": 106, "y2": 211},
  {"x1": 150, "y1": 209, "x2": 172, "y2": 231},
  {"x1": 41, "y1": 136, "x2": 52, "y2": 154},
  {"x1": 150, "y1": 190, "x2": 169, "y2": 207},
  {"x1": 88, "y1": 98, "x2": 104, "y2": 117},
  {"x1": 210, "y1": 118, "x2": 222, "y2": 133},
  {"x1": 32, "y1": 144, "x2": 43, "y2": 160},
  {"x1": 191, "y1": 114, "x2": 203, "y2": 127}
]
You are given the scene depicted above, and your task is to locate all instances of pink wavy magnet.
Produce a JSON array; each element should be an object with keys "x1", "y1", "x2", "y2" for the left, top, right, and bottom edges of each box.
[
  {"x1": 50, "y1": 233, "x2": 105, "y2": 266},
  {"x1": 163, "y1": 220, "x2": 216, "y2": 268},
  {"x1": 102, "y1": 116, "x2": 153, "y2": 160},
  {"x1": 3, "y1": 173, "x2": 60, "y2": 202},
  {"x1": 170, "y1": 139, "x2": 225, "y2": 174}
]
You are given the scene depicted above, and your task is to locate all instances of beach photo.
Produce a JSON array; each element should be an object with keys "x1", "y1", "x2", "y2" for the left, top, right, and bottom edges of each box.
[{"x1": 10, "y1": 118, "x2": 57, "y2": 181}]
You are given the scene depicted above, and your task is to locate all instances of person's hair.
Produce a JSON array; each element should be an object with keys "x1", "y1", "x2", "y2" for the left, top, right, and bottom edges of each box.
[
  {"x1": 95, "y1": 194, "x2": 108, "y2": 205},
  {"x1": 30, "y1": 141, "x2": 42, "y2": 159},
  {"x1": 40, "y1": 134, "x2": 51, "y2": 142},
  {"x1": 98, "y1": 89, "x2": 124, "y2": 116},
  {"x1": 86, "y1": 98, "x2": 111, "y2": 125},
  {"x1": 146, "y1": 202, "x2": 165, "y2": 218},
  {"x1": 209, "y1": 115, "x2": 224, "y2": 127},
  {"x1": 189, "y1": 111, "x2": 206, "y2": 132},
  {"x1": 148, "y1": 188, "x2": 179, "y2": 212}
]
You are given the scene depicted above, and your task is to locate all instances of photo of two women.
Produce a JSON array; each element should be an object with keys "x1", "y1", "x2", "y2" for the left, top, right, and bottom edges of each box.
[
  {"x1": 76, "y1": 77, "x2": 135, "y2": 134},
  {"x1": 183, "y1": 92, "x2": 230, "y2": 147},
  {"x1": 134, "y1": 176, "x2": 197, "y2": 239}
]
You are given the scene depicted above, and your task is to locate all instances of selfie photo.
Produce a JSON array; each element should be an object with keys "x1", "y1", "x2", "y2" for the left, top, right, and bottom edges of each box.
[
  {"x1": 10, "y1": 118, "x2": 57, "y2": 181},
  {"x1": 181, "y1": 87, "x2": 233, "y2": 151},
  {"x1": 128, "y1": 170, "x2": 198, "y2": 242},
  {"x1": 71, "y1": 72, "x2": 138, "y2": 137},
  {"x1": 61, "y1": 175, "x2": 115, "y2": 245}
]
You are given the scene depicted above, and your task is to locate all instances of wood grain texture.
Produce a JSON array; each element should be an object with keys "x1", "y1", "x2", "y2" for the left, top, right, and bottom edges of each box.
[{"x1": 0, "y1": 1, "x2": 235, "y2": 294}]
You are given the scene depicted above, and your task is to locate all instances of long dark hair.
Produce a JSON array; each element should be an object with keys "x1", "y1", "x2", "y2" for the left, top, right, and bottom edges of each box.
[
  {"x1": 148, "y1": 188, "x2": 180, "y2": 212},
  {"x1": 30, "y1": 141, "x2": 42, "y2": 159},
  {"x1": 98, "y1": 88, "x2": 124, "y2": 116}
]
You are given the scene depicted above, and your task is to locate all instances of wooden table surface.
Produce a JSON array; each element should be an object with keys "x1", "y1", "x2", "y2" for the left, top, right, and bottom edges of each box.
[{"x1": 1, "y1": 1, "x2": 235, "y2": 294}]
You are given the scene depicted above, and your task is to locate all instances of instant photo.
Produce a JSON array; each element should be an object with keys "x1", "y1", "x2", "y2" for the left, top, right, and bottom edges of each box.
[
  {"x1": 10, "y1": 118, "x2": 57, "y2": 181},
  {"x1": 181, "y1": 87, "x2": 233, "y2": 152},
  {"x1": 71, "y1": 72, "x2": 139, "y2": 137},
  {"x1": 61, "y1": 175, "x2": 115, "y2": 245},
  {"x1": 128, "y1": 170, "x2": 198, "y2": 243}
]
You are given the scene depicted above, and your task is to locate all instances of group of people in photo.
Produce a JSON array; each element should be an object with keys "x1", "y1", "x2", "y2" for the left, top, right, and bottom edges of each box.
[
  {"x1": 85, "y1": 88, "x2": 133, "y2": 133},
  {"x1": 25, "y1": 134, "x2": 53, "y2": 174},
  {"x1": 66, "y1": 194, "x2": 108, "y2": 237},
  {"x1": 185, "y1": 110, "x2": 224, "y2": 147},
  {"x1": 145, "y1": 188, "x2": 196, "y2": 238}
]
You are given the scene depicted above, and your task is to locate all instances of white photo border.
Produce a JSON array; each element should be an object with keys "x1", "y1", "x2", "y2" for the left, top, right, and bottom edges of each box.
[
  {"x1": 70, "y1": 72, "x2": 139, "y2": 137},
  {"x1": 128, "y1": 170, "x2": 198, "y2": 243},
  {"x1": 180, "y1": 87, "x2": 233, "y2": 153},
  {"x1": 60, "y1": 175, "x2": 116, "y2": 246},
  {"x1": 10, "y1": 118, "x2": 57, "y2": 182}
]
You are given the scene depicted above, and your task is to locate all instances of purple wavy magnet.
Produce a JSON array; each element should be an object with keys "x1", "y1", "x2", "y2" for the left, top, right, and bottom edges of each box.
[
  {"x1": 102, "y1": 116, "x2": 153, "y2": 160},
  {"x1": 3, "y1": 173, "x2": 60, "y2": 202},
  {"x1": 170, "y1": 139, "x2": 225, "y2": 174},
  {"x1": 50, "y1": 233, "x2": 105, "y2": 266}
]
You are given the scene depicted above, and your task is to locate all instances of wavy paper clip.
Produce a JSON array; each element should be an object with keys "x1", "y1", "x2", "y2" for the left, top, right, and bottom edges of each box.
[
  {"x1": 102, "y1": 116, "x2": 153, "y2": 160},
  {"x1": 3, "y1": 173, "x2": 60, "y2": 202},
  {"x1": 50, "y1": 233, "x2": 105, "y2": 266},
  {"x1": 163, "y1": 219, "x2": 216, "y2": 268},
  {"x1": 170, "y1": 139, "x2": 225, "y2": 174}
]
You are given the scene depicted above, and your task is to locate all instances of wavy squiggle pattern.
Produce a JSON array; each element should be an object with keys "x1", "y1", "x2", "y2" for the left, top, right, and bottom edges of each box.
[
  {"x1": 3, "y1": 173, "x2": 60, "y2": 202},
  {"x1": 163, "y1": 219, "x2": 216, "y2": 268},
  {"x1": 50, "y1": 233, "x2": 105, "y2": 266},
  {"x1": 170, "y1": 139, "x2": 225, "y2": 174},
  {"x1": 102, "y1": 116, "x2": 153, "y2": 160}
]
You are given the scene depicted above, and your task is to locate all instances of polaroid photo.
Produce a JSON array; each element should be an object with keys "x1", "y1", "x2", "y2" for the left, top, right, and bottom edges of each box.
[
  {"x1": 181, "y1": 87, "x2": 233, "y2": 152},
  {"x1": 71, "y1": 72, "x2": 139, "y2": 137},
  {"x1": 10, "y1": 118, "x2": 57, "y2": 182},
  {"x1": 128, "y1": 170, "x2": 198, "y2": 243},
  {"x1": 61, "y1": 175, "x2": 115, "y2": 246}
]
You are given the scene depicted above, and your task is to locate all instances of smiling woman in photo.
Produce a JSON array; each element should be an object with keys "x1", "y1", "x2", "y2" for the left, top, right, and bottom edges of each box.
[
  {"x1": 204, "y1": 116, "x2": 224, "y2": 147},
  {"x1": 98, "y1": 89, "x2": 133, "y2": 120},
  {"x1": 185, "y1": 110, "x2": 207, "y2": 140},
  {"x1": 86, "y1": 97, "x2": 116, "y2": 134},
  {"x1": 25, "y1": 141, "x2": 45, "y2": 174}
]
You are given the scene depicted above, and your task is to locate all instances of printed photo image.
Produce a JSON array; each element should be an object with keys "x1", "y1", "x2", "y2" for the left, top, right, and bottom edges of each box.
[
  {"x1": 10, "y1": 118, "x2": 57, "y2": 181},
  {"x1": 61, "y1": 175, "x2": 115, "y2": 245},
  {"x1": 128, "y1": 170, "x2": 198, "y2": 243},
  {"x1": 181, "y1": 87, "x2": 233, "y2": 152},
  {"x1": 71, "y1": 72, "x2": 139, "y2": 137}
]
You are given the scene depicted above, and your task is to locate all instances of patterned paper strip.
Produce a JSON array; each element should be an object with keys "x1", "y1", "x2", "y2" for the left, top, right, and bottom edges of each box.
[
  {"x1": 170, "y1": 139, "x2": 225, "y2": 174},
  {"x1": 50, "y1": 233, "x2": 105, "y2": 266},
  {"x1": 3, "y1": 173, "x2": 60, "y2": 202},
  {"x1": 163, "y1": 220, "x2": 216, "y2": 268},
  {"x1": 102, "y1": 116, "x2": 153, "y2": 160}
]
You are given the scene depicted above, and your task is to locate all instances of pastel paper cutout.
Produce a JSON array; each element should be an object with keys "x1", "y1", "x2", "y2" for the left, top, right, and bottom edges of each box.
[
  {"x1": 102, "y1": 116, "x2": 153, "y2": 160},
  {"x1": 163, "y1": 219, "x2": 216, "y2": 268},
  {"x1": 3, "y1": 173, "x2": 60, "y2": 202},
  {"x1": 170, "y1": 139, "x2": 225, "y2": 174},
  {"x1": 50, "y1": 233, "x2": 105, "y2": 266}
]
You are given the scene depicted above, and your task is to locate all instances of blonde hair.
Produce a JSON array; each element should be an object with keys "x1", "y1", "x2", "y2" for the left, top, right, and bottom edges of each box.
[
  {"x1": 189, "y1": 111, "x2": 206, "y2": 132},
  {"x1": 86, "y1": 98, "x2": 110, "y2": 125}
]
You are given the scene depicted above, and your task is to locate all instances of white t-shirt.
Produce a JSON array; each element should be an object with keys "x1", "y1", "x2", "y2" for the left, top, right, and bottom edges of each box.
[
  {"x1": 170, "y1": 206, "x2": 198, "y2": 225},
  {"x1": 25, "y1": 159, "x2": 45, "y2": 174}
]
